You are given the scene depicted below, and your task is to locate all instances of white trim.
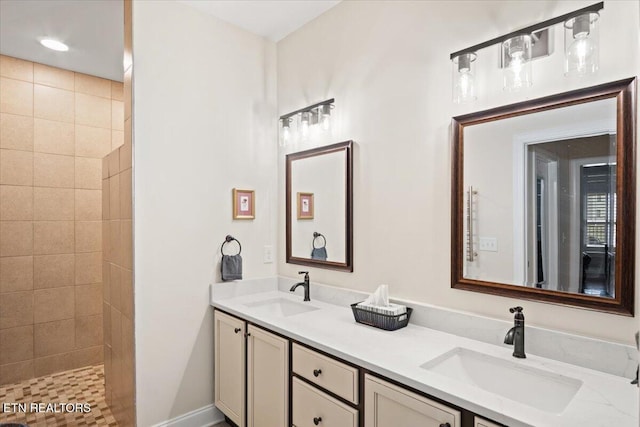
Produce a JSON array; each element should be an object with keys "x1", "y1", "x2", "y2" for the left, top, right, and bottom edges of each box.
[{"x1": 151, "y1": 404, "x2": 225, "y2": 427}]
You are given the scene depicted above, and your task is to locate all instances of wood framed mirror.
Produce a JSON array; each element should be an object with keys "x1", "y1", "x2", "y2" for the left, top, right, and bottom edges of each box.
[
  {"x1": 451, "y1": 78, "x2": 636, "y2": 315},
  {"x1": 286, "y1": 141, "x2": 353, "y2": 271}
]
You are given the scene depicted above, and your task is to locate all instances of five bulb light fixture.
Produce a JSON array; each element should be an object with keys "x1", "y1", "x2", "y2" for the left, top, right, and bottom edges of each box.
[
  {"x1": 279, "y1": 98, "x2": 335, "y2": 146},
  {"x1": 451, "y1": 2, "x2": 603, "y2": 103}
]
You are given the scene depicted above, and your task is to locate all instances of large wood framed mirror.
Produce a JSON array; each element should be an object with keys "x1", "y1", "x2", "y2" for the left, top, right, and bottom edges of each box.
[
  {"x1": 452, "y1": 78, "x2": 636, "y2": 315},
  {"x1": 286, "y1": 141, "x2": 353, "y2": 271}
]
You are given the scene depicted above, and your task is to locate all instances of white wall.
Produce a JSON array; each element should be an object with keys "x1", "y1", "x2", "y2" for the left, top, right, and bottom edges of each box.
[
  {"x1": 277, "y1": 0, "x2": 640, "y2": 344},
  {"x1": 133, "y1": 1, "x2": 277, "y2": 425}
]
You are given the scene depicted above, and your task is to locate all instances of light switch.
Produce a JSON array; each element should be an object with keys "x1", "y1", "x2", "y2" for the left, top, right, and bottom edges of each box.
[
  {"x1": 263, "y1": 245, "x2": 274, "y2": 263},
  {"x1": 479, "y1": 237, "x2": 498, "y2": 252}
]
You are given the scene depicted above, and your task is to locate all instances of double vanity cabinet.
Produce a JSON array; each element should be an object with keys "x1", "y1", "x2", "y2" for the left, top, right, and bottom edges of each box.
[{"x1": 214, "y1": 309, "x2": 502, "y2": 427}]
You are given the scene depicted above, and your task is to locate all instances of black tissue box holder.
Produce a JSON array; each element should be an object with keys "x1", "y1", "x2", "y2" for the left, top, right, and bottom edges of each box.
[{"x1": 350, "y1": 302, "x2": 413, "y2": 331}]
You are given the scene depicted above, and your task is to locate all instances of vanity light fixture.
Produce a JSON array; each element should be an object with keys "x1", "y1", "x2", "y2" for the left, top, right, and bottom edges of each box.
[
  {"x1": 449, "y1": 2, "x2": 603, "y2": 100},
  {"x1": 279, "y1": 98, "x2": 335, "y2": 146},
  {"x1": 40, "y1": 38, "x2": 69, "y2": 52}
]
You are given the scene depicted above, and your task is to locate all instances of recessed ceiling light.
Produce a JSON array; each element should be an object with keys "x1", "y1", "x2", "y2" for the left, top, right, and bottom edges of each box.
[{"x1": 40, "y1": 38, "x2": 69, "y2": 52}]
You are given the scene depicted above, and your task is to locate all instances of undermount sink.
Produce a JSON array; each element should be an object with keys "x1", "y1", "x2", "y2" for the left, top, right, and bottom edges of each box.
[
  {"x1": 244, "y1": 297, "x2": 319, "y2": 317},
  {"x1": 420, "y1": 348, "x2": 583, "y2": 414}
]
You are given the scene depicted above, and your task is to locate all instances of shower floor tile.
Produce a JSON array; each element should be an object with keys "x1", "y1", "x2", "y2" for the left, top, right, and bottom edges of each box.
[{"x1": 0, "y1": 364, "x2": 117, "y2": 426}]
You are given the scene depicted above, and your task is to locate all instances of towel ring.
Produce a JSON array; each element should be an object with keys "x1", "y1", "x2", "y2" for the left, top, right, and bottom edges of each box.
[
  {"x1": 221, "y1": 235, "x2": 242, "y2": 255},
  {"x1": 312, "y1": 232, "x2": 326, "y2": 249}
]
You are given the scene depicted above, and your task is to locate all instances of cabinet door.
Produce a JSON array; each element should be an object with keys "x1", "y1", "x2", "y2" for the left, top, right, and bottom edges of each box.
[
  {"x1": 247, "y1": 325, "x2": 289, "y2": 427},
  {"x1": 475, "y1": 417, "x2": 502, "y2": 427},
  {"x1": 214, "y1": 310, "x2": 246, "y2": 427},
  {"x1": 365, "y1": 374, "x2": 460, "y2": 427}
]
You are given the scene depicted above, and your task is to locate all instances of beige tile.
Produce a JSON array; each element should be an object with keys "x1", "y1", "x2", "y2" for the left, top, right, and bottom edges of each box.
[
  {"x1": 0, "y1": 149, "x2": 33, "y2": 185},
  {"x1": 34, "y1": 318, "x2": 74, "y2": 357},
  {"x1": 34, "y1": 63, "x2": 74, "y2": 90},
  {"x1": 75, "y1": 124, "x2": 111, "y2": 158},
  {"x1": 75, "y1": 284, "x2": 102, "y2": 317},
  {"x1": 121, "y1": 220, "x2": 132, "y2": 270},
  {"x1": 34, "y1": 254, "x2": 75, "y2": 289},
  {"x1": 0, "y1": 185, "x2": 33, "y2": 220},
  {"x1": 0, "y1": 56, "x2": 33, "y2": 82},
  {"x1": 75, "y1": 73, "x2": 111, "y2": 98},
  {"x1": 111, "y1": 130, "x2": 124, "y2": 150},
  {"x1": 33, "y1": 187, "x2": 74, "y2": 220},
  {"x1": 110, "y1": 306, "x2": 122, "y2": 354},
  {"x1": 103, "y1": 261, "x2": 111, "y2": 303},
  {"x1": 120, "y1": 269, "x2": 133, "y2": 320},
  {"x1": 102, "y1": 221, "x2": 111, "y2": 261},
  {"x1": 109, "y1": 220, "x2": 121, "y2": 266},
  {"x1": 0, "y1": 77, "x2": 33, "y2": 116},
  {"x1": 75, "y1": 157, "x2": 102, "y2": 190},
  {"x1": 0, "y1": 325, "x2": 33, "y2": 364},
  {"x1": 0, "y1": 256, "x2": 33, "y2": 293},
  {"x1": 0, "y1": 290, "x2": 33, "y2": 329},
  {"x1": 75, "y1": 252, "x2": 102, "y2": 285},
  {"x1": 124, "y1": 68, "x2": 132, "y2": 120},
  {"x1": 34, "y1": 84, "x2": 74, "y2": 123},
  {"x1": 0, "y1": 221, "x2": 33, "y2": 257},
  {"x1": 72, "y1": 345, "x2": 103, "y2": 367},
  {"x1": 75, "y1": 314, "x2": 103, "y2": 348},
  {"x1": 33, "y1": 221, "x2": 74, "y2": 255},
  {"x1": 120, "y1": 127, "x2": 132, "y2": 170},
  {"x1": 103, "y1": 303, "x2": 111, "y2": 346},
  {"x1": 34, "y1": 286, "x2": 74, "y2": 323},
  {"x1": 0, "y1": 360, "x2": 34, "y2": 385},
  {"x1": 103, "y1": 344, "x2": 112, "y2": 402},
  {"x1": 108, "y1": 148, "x2": 120, "y2": 177},
  {"x1": 33, "y1": 152, "x2": 74, "y2": 188},
  {"x1": 119, "y1": 168, "x2": 132, "y2": 220},
  {"x1": 76, "y1": 93, "x2": 110, "y2": 129},
  {"x1": 102, "y1": 178, "x2": 110, "y2": 220},
  {"x1": 33, "y1": 352, "x2": 74, "y2": 377},
  {"x1": 110, "y1": 264, "x2": 121, "y2": 311},
  {"x1": 109, "y1": 174, "x2": 120, "y2": 220},
  {"x1": 102, "y1": 156, "x2": 109, "y2": 179},
  {"x1": 75, "y1": 188, "x2": 101, "y2": 221},
  {"x1": 34, "y1": 118, "x2": 74, "y2": 155},
  {"x1": 0, "y1": 113, "x2": 34, "y2": 150},
  {"x1": 76, "y1": 221, "x2": 101, "y2": 253},
  {"x1": 111, "y1": 100, "x2": 124, "y2": 131},
  {"x1": 111, "y1": 81, "x2": 124, "y2": 101}
]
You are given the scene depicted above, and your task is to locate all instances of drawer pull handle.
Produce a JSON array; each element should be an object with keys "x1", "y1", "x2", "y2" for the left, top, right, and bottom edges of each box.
[
  {"x1": 234, "y1": 328, "x2": 241, "y2": 333},
  {"x1": 439, "y1": 423, "x2": 450, "y2": 427},
  {"x1": 313, "y1": 369, "x2": 322, "y2": 377},
  {"x1": 313, "y1": 417, "x2": 322, "y2": 425}
]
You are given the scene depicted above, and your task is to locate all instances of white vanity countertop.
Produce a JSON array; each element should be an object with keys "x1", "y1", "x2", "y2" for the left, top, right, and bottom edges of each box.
[{"x1": 210, "y1": 285, "x2": 638, "y2": 427}]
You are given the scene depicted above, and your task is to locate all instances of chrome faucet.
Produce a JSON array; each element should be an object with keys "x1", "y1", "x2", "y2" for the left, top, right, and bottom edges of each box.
[
  {"x1": 504, "y1": 306, "x2": 526, "y2": 358},
  {"x1": 290, "y1": 271, "x2": 310, "y2": 301}
]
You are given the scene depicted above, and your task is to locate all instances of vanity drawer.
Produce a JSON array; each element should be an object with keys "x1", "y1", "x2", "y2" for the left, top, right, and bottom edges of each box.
[
  {"x1": 292, "y1": 377, "x2": 358, "y2": 427},
  {"x1": 292, "y1": 343, "x2": 359, "y2": 404}
]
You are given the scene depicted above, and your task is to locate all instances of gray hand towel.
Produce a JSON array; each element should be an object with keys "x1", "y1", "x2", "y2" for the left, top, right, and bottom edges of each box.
[
  {"x1": 221, "y1": 254, "x2": 243, "y2": 281},
  {"x1": 311, "y1": 247, "x2": 327, "y2": 261}
]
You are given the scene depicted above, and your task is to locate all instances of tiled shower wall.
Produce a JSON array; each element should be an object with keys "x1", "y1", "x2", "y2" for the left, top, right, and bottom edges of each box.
[
  {"x1": 0, "y1": 55, "x2": 124, "y2": 386},
  {"x1": 102, "y1": 0, "x2": 135, "y2": 424}
]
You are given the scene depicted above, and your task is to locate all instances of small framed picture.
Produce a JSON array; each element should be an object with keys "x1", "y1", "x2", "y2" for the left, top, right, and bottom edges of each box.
[
  {"x1": 233, "y1": 189, "x2": 255, "y2": 220},
  {"x1": 297, "y1": 192, "x2": 314, "y2": 220}
]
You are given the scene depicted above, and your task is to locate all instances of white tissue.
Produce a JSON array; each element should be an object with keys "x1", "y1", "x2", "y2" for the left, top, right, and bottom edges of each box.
[{"x1": 358, "y1": 284, "x2": 406, "y2": 316}]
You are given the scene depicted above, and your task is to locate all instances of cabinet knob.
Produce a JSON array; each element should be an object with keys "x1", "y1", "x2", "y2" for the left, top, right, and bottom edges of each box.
[
  {"x1": 313, "y1": 417, "x2": 322, "y2": 425},
  {"x1": 245, "y1": 332, "x2": 251, "y2": 337},
  {"x1": 234, "y1": 328, "x2": 241, "y2": 333},
  {"x1": 313, "y1": 369, "x2": 322, "y2": 377},
  {"x1": 439, "y1": 423, "x2": 451, "y2": 427}
]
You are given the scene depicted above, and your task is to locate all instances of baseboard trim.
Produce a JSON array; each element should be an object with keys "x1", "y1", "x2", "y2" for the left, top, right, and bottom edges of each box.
[{"x1": 151, "y1": 404, "x2": 225, "y2": 427}]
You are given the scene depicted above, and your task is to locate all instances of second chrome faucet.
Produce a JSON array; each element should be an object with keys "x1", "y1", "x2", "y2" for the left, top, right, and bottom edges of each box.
[
  {"x1": 290, "y1": 271, "x2": 311, "y2": 301},
  {"x1": 504, "y1": 306, "x2": 526, "y2": 358}
]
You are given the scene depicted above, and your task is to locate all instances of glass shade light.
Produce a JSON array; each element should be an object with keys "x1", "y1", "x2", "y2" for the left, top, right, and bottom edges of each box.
[
  {"x1": 502, "y1": 35, "x2": 533, "y2": 91},
  {"x1": 300, "y1": 111, "x2": 310, "y2": 139},
  {"x1": 280, "y1": 117, "x2": 291, "y2": 146},
  {"x1": 564, "y1": 12, "x2": 599, "y2": 77},
  {"x1": 452, "y1": 52, "x2": 477, "y2": 104},
  {"x1": 320, "y1": 104, "x2": 332, "y2": 130}
]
